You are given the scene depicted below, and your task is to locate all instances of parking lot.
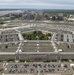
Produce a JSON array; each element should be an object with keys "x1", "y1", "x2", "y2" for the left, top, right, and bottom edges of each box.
[{"x1": 4, "y1": 62, "x2": 74, "y2": 74}]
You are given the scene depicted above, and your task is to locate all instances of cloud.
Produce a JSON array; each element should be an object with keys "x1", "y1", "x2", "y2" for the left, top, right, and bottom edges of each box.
[
  {"x1": 0, "y1": 0, "x2": 74, "y2": 9},
  {"x1": 0, "y1": 0, "x2": 16, "y2": 2}
]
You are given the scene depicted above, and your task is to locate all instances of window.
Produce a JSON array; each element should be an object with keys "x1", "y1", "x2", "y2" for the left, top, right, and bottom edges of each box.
[{"x1": 5, "y1": 45, "x2": 8, "y2": 48}]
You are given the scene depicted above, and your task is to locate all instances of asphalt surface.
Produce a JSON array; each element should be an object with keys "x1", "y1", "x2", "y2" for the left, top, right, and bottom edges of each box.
[{"x1": 3, "y1": 62, "x2": 74, "y2": 74}]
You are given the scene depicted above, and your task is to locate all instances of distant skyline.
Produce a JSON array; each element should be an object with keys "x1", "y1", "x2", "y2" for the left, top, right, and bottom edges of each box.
[{"x1": 0, "y1": 0, "x2": 74, "y2": 9}]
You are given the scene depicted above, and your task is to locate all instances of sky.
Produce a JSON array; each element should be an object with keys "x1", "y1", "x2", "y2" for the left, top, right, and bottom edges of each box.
[{"x1": 0, "y1": 0, "x2": 74, "y2": 9}]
